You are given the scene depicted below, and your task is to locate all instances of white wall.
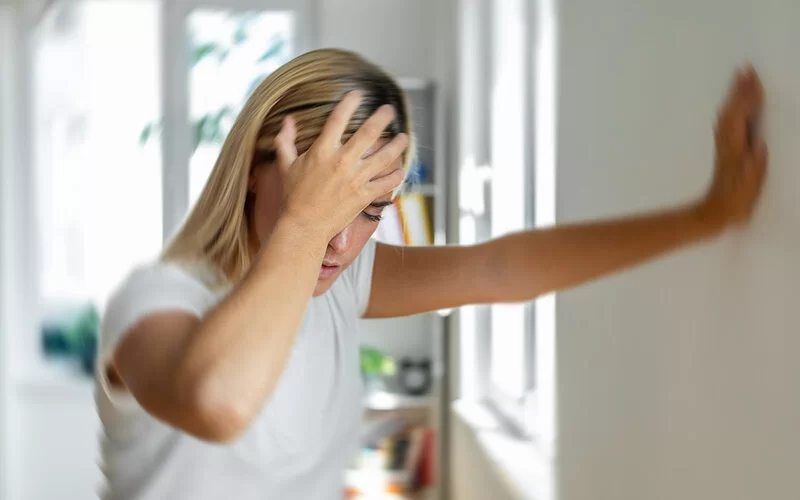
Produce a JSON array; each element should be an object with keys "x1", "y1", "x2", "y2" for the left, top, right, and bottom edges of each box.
[
  {"x1": 451, "y1": 414, "x2": 517, "y2": 500},
  {"x1": 556, "y1": 1, "x2": 800, "y2": 499},
  {"x1": 318, "y1": 0, "x2": 436, "y2": 78},
  {"x1": 0, "y1": 6, "x2": 16, "y2": 498}
]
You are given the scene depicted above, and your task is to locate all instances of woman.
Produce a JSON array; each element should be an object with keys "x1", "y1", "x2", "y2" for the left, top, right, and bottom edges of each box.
[{"x1": 97, "y1": 49, "x2": 766, "y2": 499}]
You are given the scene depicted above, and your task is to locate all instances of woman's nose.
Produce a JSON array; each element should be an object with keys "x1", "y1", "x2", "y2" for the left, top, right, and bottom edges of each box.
[{"x1": 328, "y1": 225, "x2": 351, "y2": 253}]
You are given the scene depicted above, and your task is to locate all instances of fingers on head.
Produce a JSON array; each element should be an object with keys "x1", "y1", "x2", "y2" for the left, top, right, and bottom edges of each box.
[
  {"x1": 319, "y1": 90, "x2": 364, "y2": 150},
  {"x1": 275, "y1": 115, "x2": 298, "y2": 169},
  {"x1": 361, "y1": 133, "x2": 409, "y2": 178},
  {"x1": 344, "y1": 105, "x2": 398, "y2": 159},
  {"x1": 368, "y1": 168, "x2": 406, "y2": 198}
]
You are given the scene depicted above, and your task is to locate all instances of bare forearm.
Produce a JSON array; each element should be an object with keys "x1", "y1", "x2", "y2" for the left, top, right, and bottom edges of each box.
[
  {"x1": 176, "y1": 215, "x2": 327, "y2": 431},
  {"x1": 485, "y1": 203, "x2": 722, "y2": 302}
]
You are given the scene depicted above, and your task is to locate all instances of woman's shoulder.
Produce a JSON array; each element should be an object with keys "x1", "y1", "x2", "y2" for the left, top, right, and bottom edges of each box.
[
  {"x1": 103, "y1": 258, "x2": 221, "y2": 325},
  {"x1": 120, "y1": 258, "x2": 217, "y2": 294}
]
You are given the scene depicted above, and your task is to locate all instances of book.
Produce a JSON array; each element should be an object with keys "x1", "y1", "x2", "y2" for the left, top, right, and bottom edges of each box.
[
  {"x1": 395, "y1": 193, "x2": 432, "y2": 246},
  {"x1": 346, "y1": 426, "x2": 432, "y2": 496},
  {"x1": 417, "y1": 427, "x2": 435, "y2": 487}
]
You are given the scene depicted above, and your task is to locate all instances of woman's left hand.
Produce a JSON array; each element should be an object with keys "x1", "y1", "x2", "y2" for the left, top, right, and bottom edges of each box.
[{"x1": 698, "y1": 65, "x2": 768, "y2": 231}]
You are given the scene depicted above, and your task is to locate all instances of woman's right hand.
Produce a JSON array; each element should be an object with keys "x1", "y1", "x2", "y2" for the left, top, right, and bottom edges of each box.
[{"x1": 274, "y1": 91, "x2": 409, "y2": 241}]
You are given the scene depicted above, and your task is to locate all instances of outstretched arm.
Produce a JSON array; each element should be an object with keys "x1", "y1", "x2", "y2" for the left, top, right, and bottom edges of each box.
[{"x1": 364, "y1": 66, "x2": 767, "y2": 319}]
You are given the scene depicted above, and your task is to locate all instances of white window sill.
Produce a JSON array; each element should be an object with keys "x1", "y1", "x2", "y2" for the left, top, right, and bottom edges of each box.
[{"x1": 452, "y1": 399, "x2": 554, "y2": 500}]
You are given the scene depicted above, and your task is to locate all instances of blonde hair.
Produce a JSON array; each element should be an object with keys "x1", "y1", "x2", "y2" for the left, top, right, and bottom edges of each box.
[{"x1": 161, "y1": 48, "x2": 415, "y2": 285}]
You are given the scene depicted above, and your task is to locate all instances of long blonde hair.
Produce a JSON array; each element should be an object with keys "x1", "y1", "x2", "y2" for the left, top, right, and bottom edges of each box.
[{"x1": 161, "y1": 48, "x2": 415, "y2": 284}]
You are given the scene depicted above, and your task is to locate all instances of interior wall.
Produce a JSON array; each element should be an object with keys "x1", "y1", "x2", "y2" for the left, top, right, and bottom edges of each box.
[
  {"x1": 0, "y1": 6, "x2": 15, "y2": 497},
  {"x1": 317, "y1": 0, "x2": 435, "y2": 78},
  {"x1": 556, "y1": 1, "x2": 800, "y2": 499},
  {"x1": 450, "y1": 414, "x2": 517, "y2": 500}
]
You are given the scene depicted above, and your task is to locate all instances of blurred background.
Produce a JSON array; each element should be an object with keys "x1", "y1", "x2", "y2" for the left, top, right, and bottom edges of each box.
[{"x1": 1, "y1": 1, "x2": 799, "y2": 500}]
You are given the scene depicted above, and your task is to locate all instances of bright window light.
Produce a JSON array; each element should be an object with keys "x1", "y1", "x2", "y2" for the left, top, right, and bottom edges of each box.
[
  {"x1": 489, "y1": 0, "x2": 527, "y2": 399},
  {"x1": 188, "y1": 9, "x2": 294, "y2": 206},
  {"x1": 34, "y1": 0, "x2": 162, "y2": 312}
]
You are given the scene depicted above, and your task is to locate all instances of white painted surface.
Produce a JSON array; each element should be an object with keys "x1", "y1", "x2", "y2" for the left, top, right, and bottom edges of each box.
[
  {"x1": 12, "y1": 387, "x2": 100, "y2": 500},
  {"x1": 450, "y1": 408, "x2": 518, "y2": 500},
  {"x1": 0, "y1": 6, "x2": 16, "y2": 498},
  {"x1": 318, "y1": 0, "x2": 435, "y2": 78},
  {"x1": 556, "y1": 1, "x2": 800, "y2": 499},
  {"x1": 452, "y1": 400, "x2": 553, "y2": 500}
]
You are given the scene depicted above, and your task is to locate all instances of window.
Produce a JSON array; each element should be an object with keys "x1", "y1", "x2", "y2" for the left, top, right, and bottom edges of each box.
[
  {"x1": 484, "y1": 0, "x2": 535, "y2": 434},
  {"x1": 33, "y1": 0, "x2": 163, "y2": 314},
  {"x1": 488, "y1": 0, "x2": 529, "y2": 402},
  {"x1": 161, "y1": 0, "x2": 310, "y2": 238},
  {"x1": 28, "y1": 0, "x2": 309, "y2": 376},
  {"x1": 458, "y1": 0, "x2": 556, "y2": 442},
  {"x1": 188, "y1": 9, "x2": 295, "y2": 206}
]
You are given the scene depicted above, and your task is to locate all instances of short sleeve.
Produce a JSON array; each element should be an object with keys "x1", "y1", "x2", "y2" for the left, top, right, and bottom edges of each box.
[
  {"x1": 346, "y1": 238, "x2": 378, "y2": 317},
  {"x1": 97, "y1": 262, "x2": 214, "y2": 406}
]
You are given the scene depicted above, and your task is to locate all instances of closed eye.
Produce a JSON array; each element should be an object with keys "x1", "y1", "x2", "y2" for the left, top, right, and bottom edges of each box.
[
  {"x1": 362, "y1": 199, "x2": 393, "y2": 223},
  {"x1": 362, "y1": 212, "x2": 383, "y2": 222}
]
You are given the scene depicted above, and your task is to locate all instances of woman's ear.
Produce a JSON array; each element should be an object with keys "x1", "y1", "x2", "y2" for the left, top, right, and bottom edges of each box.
[{"x1": 247, "y1": 172, "x2": 257, "y2": 194}]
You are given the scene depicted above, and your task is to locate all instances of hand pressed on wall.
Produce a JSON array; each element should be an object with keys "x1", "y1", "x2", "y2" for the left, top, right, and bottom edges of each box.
[{"x1": 699, "y1": 65, "x2": 768, "y2": 229}]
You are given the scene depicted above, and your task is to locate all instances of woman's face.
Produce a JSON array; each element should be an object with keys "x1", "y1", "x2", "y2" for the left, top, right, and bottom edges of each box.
[{"x1": 248, "y1": 138, "x2": 402, "y2": 296}]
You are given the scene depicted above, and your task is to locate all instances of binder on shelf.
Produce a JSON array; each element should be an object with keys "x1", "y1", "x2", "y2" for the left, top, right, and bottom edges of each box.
[
  {"x1": 372, "y1": 193, "x2": 434, "y2": 247},
  {"x1": 396, "y1": 192, "x2": 432, "y2": 246}
]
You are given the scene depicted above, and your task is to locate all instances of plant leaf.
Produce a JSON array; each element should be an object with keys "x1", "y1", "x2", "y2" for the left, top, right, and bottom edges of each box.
[
  {"x1": 194, "y1": 115, "x2": 211, "y2": 152},
  {"x1": 214, "y1": 107, "x2": 236, "y2": 143},
  {"x1": 192, "y1": 42, "x2": 221, "y2": 66},
  {"x1": 232, "y1": 12, "x2": 256, "y2": 45},
  {"x1": 209, "y1": 112, "x2": 224, "y2": 144},
  {"x1": 139, "y1": 123, "x2": 153, "y2": 145},
  {"x1": 233, "y1": 25, "x2": 248, "y2": 45},
  {"x1": 139, "y1": 120, "x2": 162, "y2": 146},
  {"x1": 257, "y1": 39, "x2": 284, "y2": 63}
]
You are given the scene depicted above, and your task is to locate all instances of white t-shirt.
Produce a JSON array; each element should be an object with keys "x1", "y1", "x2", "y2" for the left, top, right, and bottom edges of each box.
[{"x1": 95, "y1": 240, "x2": 377, "y2": 500}]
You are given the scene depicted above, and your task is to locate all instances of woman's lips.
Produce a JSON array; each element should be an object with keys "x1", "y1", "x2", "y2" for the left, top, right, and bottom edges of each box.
[{"x1": 319, "y1": 264, "x2": 341, "y2": 279}]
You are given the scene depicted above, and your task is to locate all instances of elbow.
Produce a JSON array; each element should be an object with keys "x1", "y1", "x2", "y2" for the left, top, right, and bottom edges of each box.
[{"x1": 182, "y1": 378, "x2": 257, "y2": 444}]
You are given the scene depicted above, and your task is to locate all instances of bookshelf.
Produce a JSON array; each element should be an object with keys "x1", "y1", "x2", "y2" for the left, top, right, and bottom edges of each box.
[
  {"x1": 352, "y1": 79, "x2": 449, "y2": 500},
  {"x1": 364, "y1": 391, "x2": 436, "y2": 412}
]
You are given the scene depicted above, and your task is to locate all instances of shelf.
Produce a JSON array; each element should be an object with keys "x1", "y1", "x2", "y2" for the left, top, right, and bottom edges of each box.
[
  {"x1": 346, "y1": 487, "x2": 431, "y2": 500},
  {"x1": 364, "y1": 390, "x2": 436, "y2": 411},
  {"x1": 395, "y1": 77, "x2": 431, "y2": 91},
  {"x1": 345, "y1": 468, "x2": 431, "y2": 499}
]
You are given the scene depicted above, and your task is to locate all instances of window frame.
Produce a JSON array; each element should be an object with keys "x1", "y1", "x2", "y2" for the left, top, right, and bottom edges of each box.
[
  {"x1": 465, "y1": 0, "x2": 539, "y2": 439},
  {"x1": 0, "y1": 6, "x2": 20, "y2": 498}
]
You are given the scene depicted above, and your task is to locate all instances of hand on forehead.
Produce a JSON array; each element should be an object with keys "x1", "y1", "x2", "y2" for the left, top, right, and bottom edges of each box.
[{"x1": 362, "y1": 138, "x2": 404, "y2": 184}]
